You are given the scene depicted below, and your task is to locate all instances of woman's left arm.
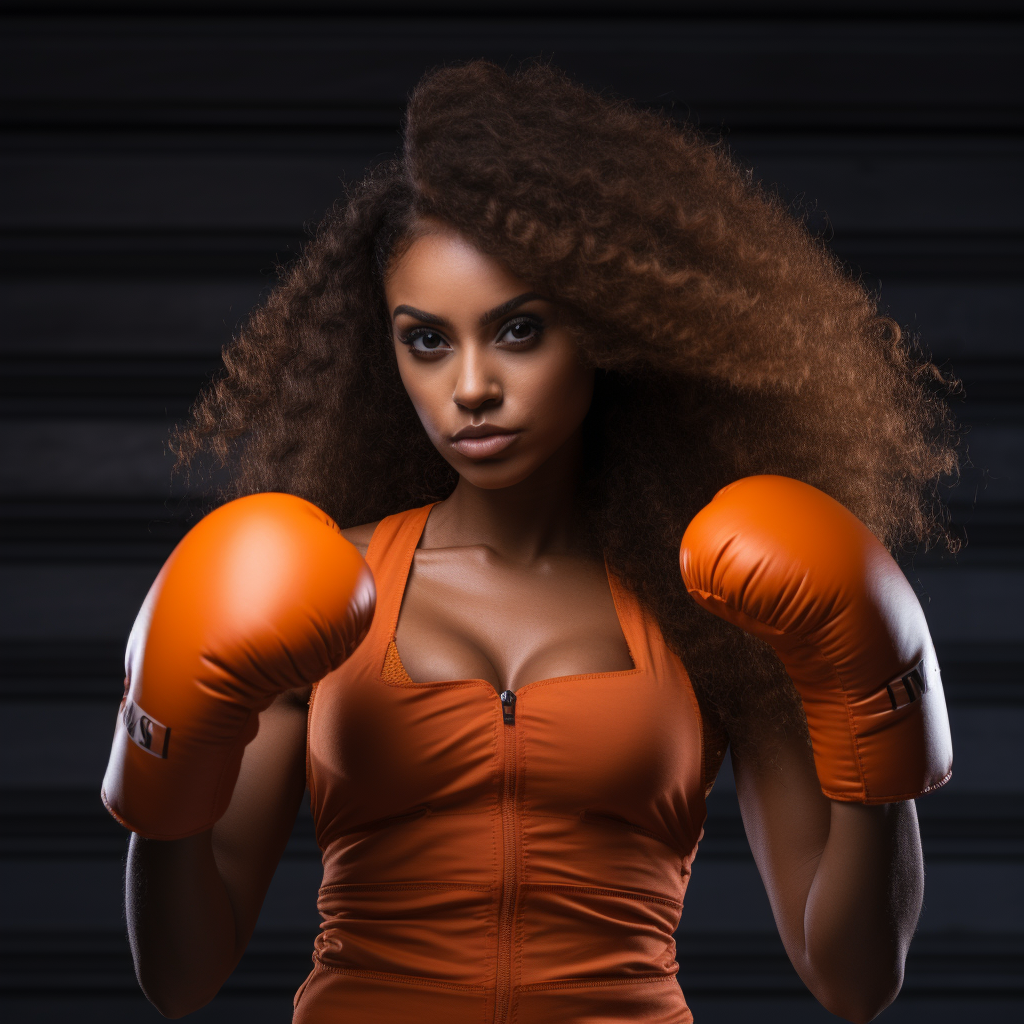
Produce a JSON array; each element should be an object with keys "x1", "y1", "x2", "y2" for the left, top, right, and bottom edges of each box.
[
  {"x1": 732, "y1": 727, "x2": 923, "y2": 1024},
  {"x1": 679, "y1": 475, "x2": 953, "y2": 1020}
]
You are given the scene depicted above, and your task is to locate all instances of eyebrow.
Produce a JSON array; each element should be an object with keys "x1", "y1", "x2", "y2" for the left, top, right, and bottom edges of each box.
[{"x1": 391, "y1": 292, "x2": 547, "y2": 328}]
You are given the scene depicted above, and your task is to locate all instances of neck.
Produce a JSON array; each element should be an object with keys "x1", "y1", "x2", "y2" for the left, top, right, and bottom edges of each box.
[{"x1": 427, "y1": 428, "x2": 587, "y2": 563}]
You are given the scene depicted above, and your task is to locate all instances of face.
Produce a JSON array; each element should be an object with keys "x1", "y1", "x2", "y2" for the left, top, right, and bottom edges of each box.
[{"x1": 385, "y1": 224, "x2": 595, "y2": 490}]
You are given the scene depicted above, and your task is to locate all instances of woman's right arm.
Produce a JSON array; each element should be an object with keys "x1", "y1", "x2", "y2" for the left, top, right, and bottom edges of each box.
[
  {"x1": 101, "y1": 495, "x2": 376, "y2": 1016},
  {"x1": 125, "y1": 688, "x2": 310, "y2": 1018}
]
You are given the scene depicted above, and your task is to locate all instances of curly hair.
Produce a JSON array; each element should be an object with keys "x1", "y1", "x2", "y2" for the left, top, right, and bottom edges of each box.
[{"x1": 175, "y1": 60, "x2": 959, "y2": 749}]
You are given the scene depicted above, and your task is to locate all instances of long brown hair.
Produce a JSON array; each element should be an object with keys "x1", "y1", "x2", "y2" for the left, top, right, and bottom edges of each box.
[{"x1": 175, "y1": 60, "x2": 959, "y2": 748}]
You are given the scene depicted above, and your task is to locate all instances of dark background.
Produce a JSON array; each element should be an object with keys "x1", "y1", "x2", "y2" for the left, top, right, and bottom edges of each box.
[{"x1": 1, "y1": 2, "x2": 1022, "y2": 1022}]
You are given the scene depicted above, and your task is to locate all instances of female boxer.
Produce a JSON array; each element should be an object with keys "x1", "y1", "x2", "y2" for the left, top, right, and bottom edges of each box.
[{"x1": 102, "y1": 61, "x2": 958, "y2": 1023}]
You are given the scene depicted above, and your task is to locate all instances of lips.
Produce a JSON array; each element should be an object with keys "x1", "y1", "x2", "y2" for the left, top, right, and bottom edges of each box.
[{"x1": 449, "y1": 425, "x2": 521, "y2": 459}]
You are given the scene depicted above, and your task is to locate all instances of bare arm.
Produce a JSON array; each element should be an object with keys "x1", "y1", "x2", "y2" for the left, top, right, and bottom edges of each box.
[
  {"x1": 125, "y1": 688, "x2": 310, "y2": 1018},
  {"x1": 733, "y1": 724, "x2": 924, "y2": 1023}
]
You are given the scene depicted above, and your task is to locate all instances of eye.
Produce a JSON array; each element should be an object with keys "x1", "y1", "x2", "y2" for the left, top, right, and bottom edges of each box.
[
  {"x1": 403, "y1": 328, "x2": 452, "y2": 356},
  {"x1": 497, "y1": 316, "x2": 543, "y2": 347}
]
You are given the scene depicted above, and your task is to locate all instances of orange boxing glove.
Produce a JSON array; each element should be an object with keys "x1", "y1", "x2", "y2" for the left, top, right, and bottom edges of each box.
[
  {"x1": 101, "y1": 493, "x2": 375, "y2": 839},
  {"x1": 679, "y1": 475, "x2": 952, "y2": 804}
]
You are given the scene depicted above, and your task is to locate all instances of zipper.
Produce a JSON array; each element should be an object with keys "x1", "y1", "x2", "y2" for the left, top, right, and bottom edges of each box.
[
  {"x1": 494, "y1": 688, "x2": 518, "y2": 1024},
  {"x1": 500, "y1": 688, "x2": 516, "y2": 725}
]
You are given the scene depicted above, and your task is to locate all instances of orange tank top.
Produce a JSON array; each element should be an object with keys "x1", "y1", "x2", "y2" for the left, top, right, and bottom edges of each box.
[{"x1": 296, "y1": 503, "x2": 717, "y2": 1024}]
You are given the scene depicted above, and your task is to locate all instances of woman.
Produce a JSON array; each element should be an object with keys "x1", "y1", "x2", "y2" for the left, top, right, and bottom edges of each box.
[{"x1": 101, "y1": 61, "x2": 958, "y2": 1022}]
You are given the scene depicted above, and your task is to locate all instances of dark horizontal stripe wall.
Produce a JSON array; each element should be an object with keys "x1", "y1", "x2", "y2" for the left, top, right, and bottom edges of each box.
[{"x1": 1, "y1": 8, "x2": 1021, "y2": 1024}]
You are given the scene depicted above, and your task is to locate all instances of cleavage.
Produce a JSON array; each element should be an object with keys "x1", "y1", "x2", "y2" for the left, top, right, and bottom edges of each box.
[{"x1": 393, "y1": 545, "x2": 634, "y2": 695}]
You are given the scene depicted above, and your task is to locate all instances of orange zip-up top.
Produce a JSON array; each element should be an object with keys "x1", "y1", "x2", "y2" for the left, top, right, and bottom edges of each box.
[{"x1": 297, "y1": 503, "x2": 721, "y2": 1024}]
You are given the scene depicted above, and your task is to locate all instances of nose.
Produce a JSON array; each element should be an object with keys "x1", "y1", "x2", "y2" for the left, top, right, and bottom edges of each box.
[{"x1": 452, "y1": 344, "x2": 502, "y2": 412}]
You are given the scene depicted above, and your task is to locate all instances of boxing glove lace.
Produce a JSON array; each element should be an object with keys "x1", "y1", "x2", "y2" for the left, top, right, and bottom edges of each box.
[
  {"x1": 101, "y1": 492, "x2": 375, "y2": 839},
  {"x1": 679, "y1": 475, "x2": 952, "y2": 804}
]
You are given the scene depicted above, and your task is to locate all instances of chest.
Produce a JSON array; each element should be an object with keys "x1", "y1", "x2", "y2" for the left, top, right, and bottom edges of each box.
[
  {"x1": 309, "y1": 643, "x2": 707, "y2": 864},
  {"x1": 394, "y1": 547, "x2": 635, "y2": 694}
]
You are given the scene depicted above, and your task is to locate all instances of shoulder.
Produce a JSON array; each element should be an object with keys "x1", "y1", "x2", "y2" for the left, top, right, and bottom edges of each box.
[
  {"x1": 340, "y1": 501, "x2": 436, "y2": 556},
  {"x1": 341, "y1": 520, "x2": 380, "y2": 557}
]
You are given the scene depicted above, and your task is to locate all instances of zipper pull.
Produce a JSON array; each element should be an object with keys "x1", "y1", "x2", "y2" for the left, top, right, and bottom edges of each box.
[{"x1": 500, "y1": 688, "x2": 516, "y2": 725}]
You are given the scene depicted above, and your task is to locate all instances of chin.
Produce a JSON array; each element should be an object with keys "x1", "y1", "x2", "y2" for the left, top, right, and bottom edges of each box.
[
  {"x1": 452, "y1": 455, "x2": 540, "y2": 491},
  {"x1": 459, "y1": 466, "x2": 535, "y2": 490}
]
